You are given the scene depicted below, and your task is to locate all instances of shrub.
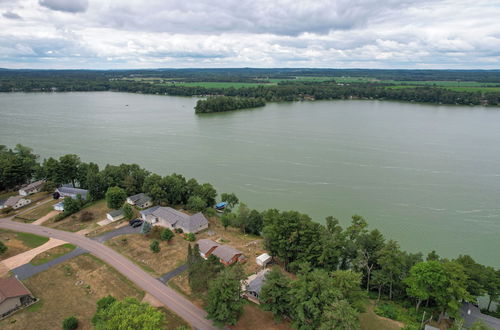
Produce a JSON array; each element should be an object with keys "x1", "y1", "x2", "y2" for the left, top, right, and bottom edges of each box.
[
  {"x1": 150, "y1": 240, "x2": 160, "y2": 253},
  {"x1": 174, "y1": 228, "x2": 183, "y2": 234},
  {"x1": 80, "y1": 211, "x2": 94, "y2": 222},
  {"x1": 185, "y1": 233, "x2": 195, "y2": 242},
  {"x1": 148, "y1": 226, "x2": 162, "y2": 239},
  {"x1": 161, "y1": 228, "x2": 174, "y2": 241},
  {"x1": 0, "y1": 241, "x2": 7, "y2": 254},
  {"x1": 62, "y1": 316, "x2": 78, "y2": 330},
  {"x1": 374, "y1": 303, "x2": 400, "y2": 320},
  {"x1": 204, "y1": 208, "x2": 216, "y2": 217},
  {"x1": 186, "y1": 196, "x2": 206, "y2": 212},
  {"x1": 122, "y1": 203, "x2": 134, "y2": 220}
]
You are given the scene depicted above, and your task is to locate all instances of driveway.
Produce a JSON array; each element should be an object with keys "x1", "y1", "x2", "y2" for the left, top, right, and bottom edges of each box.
[
  {"x1": 32, "y1": 210, "x2": 59, "y2": 225},
  {"x1": 1, "y1": 238, "x2": 67, "y2": 270},
  {"x1": 0, "y1": 217, "x2": 218, "y2": 330}
]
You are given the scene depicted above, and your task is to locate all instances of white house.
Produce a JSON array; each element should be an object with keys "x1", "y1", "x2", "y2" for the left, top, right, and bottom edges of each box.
[
  {"x1": 0, "y1": 196, "x2": 31, "y2": 210},
  {"x1": 19, "y1": 180, "x2": 45, "y2": 196},
  {"x1": 106, "y1": 209, "x2": 124, "y2": 222},
  {"x1": 256, "y1": 253, "x2": 272, "y2": 267}
]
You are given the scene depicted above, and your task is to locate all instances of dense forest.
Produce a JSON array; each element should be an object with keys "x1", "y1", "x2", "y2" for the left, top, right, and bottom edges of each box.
[
  {"x1": 1, "y1": 144, "x2": 499, "y2": 329},
  {"x1": 194, "y1": 96, "x2": 266, "y2": 113},
  {"x1": 1, "y1": 69, "x2": 500, "y2": 107}
]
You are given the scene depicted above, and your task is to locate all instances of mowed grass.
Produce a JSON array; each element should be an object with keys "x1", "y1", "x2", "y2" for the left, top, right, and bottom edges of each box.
[
  {"x1": 30, "y1": 244, "x2": 76, "y2": 265},
  {"x1": 14, "y1": 199, "x2": 59, "y2": 222},
  {"x1": 0, "y1": 229, "x2": 49, "y2": 260},
  {"x1": 44, "y1": 199, "x2": 109, "y2": 232}
]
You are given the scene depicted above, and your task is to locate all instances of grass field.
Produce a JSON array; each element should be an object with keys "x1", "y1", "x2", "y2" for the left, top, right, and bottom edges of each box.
[
  {"x1": 14, "y1": 199, "x2": 59, "y2": 222},
  {"x1": 30, "y1": 244, "x2": 76, "y2": 265},
  {"x1": 162, "y1": 81, "x2": 275, "y2": 88},
  {"x1": 44, "y1": 199, "x2": 109, "y2": 232},
  {"x1": 0, "y1": 229, "x2": 50, "y2": 260}
]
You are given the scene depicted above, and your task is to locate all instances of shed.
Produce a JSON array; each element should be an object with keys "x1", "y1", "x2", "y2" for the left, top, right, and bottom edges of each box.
[
  {"x1": 53, "y1": 201, "x2": 65, "y2": 212},
  {"x1": 256, "y1": 253, "x2": 272, "y2": 267},
  {"x1": 106, "y1": 209, "x2": 125, "y2": 221},
  {"x1": 243, "y1": 269, "x2": 270, "y2": 304}
]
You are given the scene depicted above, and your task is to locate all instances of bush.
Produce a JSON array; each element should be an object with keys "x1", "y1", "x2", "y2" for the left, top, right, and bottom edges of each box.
[
  {"x1": 148, "y1": 226, "x2": 162, "y2": 239},
  {"x1": 123, "y1": 203, "x2": 134, "y2": 220},
  {"x1": 0, "y1": 241, "x2": 7, "y2": 254},
  {"x1": 62, "y1": 316, "x2": 79, "y2": 330},
  {"x1": 150, "y1": 240, "x2": 160, "y2": 253},
  {"x1": 161, "y1": 228, "x2": 174, "y2": 241},
  {"x1": 204, "y1": 208, "x2": 217, "y2": 217},
  {"x1": 185, "y1": 233, "x2": 195, "y2": 242},
  {"x1": 186, "y1": 196, "x2": 206, "y2": 212},
  {"x1": 80, "y1": 211, "x2": 94, "y2": 222},
  {"x1": 1, "y1": 206, "x2": 13, "y2": 214},
  {"x1": 374, "y1": 303, "x2": 400, "y2": 320},
  {"x1": 174, "y1": 228, "x2": 183, "y2": 234}
]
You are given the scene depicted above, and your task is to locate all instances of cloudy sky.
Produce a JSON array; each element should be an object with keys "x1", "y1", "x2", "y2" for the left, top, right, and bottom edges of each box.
[{"x1": 1, "y1": 0, "x2": 499, "y2": 69}]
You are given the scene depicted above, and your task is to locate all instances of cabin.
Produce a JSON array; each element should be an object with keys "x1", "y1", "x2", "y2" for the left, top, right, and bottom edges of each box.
[
  {"x1": 106, "y1": 209, "x2": 124, "y2": 222},
  {"x1": 145, "y1": 207, "x2": 208, "y2": 233},
  {"x1": 0, "y1": 196, "x2": 31, "y2": 210},
  {"x1": 19, "y1": 180, "x2": 45, "y2": 196},
  {"x1": 256, "y1": 253, "x2": 272, "y2": 267},
  {"x1": 197, "y1": 239, "x2": 220, "y2": 259},
  {"x1": 242, "y1": 269, "x2": 270, "y2": 304},
  {"x1": 0, "y1": 277, "x2": 36, "y2": 319},
  {"x1": 126, "y1": 193, "x2": 153, "y2": 209},
  {"x1": 55, "y1": 186, "x2": 88, "y2": 200}
]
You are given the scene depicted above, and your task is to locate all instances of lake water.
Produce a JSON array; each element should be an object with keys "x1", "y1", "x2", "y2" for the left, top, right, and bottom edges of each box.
[{"x1": 1, "y1": 92, "x2": 499, "y2": 267}]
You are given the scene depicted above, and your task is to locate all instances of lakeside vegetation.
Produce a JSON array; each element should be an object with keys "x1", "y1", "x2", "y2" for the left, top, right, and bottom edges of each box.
[
  {"x1": 195, "y1": 96, "x2": 266, "y2": 113},
  {"x1": 2, "y1": 143, "x2": 500, "y2": 328},
  {"x1": 1, "y1": 69, "x2": 500, "y2": 108}
]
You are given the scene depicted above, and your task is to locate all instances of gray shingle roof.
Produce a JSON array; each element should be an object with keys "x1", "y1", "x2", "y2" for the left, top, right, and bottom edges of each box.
[
  {"x1": 148, "y1": 207, "x2": 208, "y2": 233},
  {"x1": 140, "y1": 205, "x2": 161, "y2": 217},
  {"x1": 246, "y1": 269, "x2": 270, "y2": 294},
  {"x1": 212, "y1": 245, "x2": 243, "y2": 263},
  {"x1": 3, "y1": 196, "x2": 24, "y2": 207},
  {"x1": 20, "y1": 180, "x2": 45, "y2": 192},
  {"x1": 128, "y1": 193, "x2": 146, "y2": 203},
  {"x1": 135, "y1": 195, "x2": 151, "y2": 206},
  {"x1": 460, "y1": 302, "x2": 500, "y2": 329},
  {"x1": 197, "y1": 239, "x2": 220, "y2": 256},
  {"x1": 57, "y1": 187, "x2": 88, "y2": 199}
]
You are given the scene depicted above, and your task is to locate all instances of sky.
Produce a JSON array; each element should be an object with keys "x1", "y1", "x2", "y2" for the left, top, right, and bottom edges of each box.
[{"x1": 0, "y1": 0, "x2": 499, "y2": 69}]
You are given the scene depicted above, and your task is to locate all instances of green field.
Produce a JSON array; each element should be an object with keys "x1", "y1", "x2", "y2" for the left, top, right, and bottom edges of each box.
[{"x1": 162, "y1": 81, "x2": 275, "y2": 88}]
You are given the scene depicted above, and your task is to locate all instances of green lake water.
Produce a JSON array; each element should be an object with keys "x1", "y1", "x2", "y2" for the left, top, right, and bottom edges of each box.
[{"x1": 1, "y1": 92, "x2": 499, "y2": 267}]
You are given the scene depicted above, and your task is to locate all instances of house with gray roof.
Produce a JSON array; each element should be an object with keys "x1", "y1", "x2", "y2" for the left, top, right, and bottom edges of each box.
[
  {"x1": 106, "y1": 209, "x2": 125, "y2": 222},
  {"x1": 56, "y1": 186, "x2": 88, "y2": 200},
  {"x1": 145, "y1": 207, "x2": 208, "y2": 233},
  {"x1": 19, "y1": 180, "x2": 45, "y2": 196},
  {"x1": 140, "y1": 205, "x2": 161, "y2": 220},
  {"x1": 0, "y1": 196, "x2": 31, "y2": 210},
  {"x1": 242, "y1": 269, "x2": 270, "y2": 304},
  {"x1": 197, "y1": 239, "x2": 220, "y2": 259},
  {"x1": 460, "y1": 302, "x2": 500, "y2": 329},
  {"x1": 211, "y1": 244, "x2": 244, "y2": 266},
  {"x1": 126, "y1": 193, "x2": 152, "y2": 209}
]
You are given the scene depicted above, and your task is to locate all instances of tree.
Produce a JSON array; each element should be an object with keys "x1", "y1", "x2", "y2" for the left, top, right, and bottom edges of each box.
[
  {"x1": 194, "y1": 183, "x2": 217, "y2": 207},
  {"x1": 140, "y1": 221, "x2": 151, "y2": 234},
  {"x1": 122, "y1": 203, "x2": 134, "y2": 220},
  {"x1": 469, "y1": 320, "x2": 494, "y2": 330},
  {"x1": 319, "y1": 300, "x2": 360, "y2": 330},
  {"x1": 186, "y1": 195, "x2": 206, "y2": 212},
  {"x1": 331, "y1": 270, "x2": 366, "y2": 311},
  {"x1": 220, "y1": 212, "x2": 235, "y2": 230},
  {"x1": 185, "y1": 233, "x2": 195, "y2": 242},
  {"x1": 221, "y1": 192, "x2": 239, "y2": 209},
  {"x1": 161, "y1": 228, "x2": 174, "y2": 241},
  {"x1": 62, "y1": 316, "x2": 79, "y2": 330},
  {"x1": 149, "y1": 184, "x2": 167, "y2": 205},
  {"x1": 105, "y1": 186, "x2": 127, "y2": 209},
  {"x1": 246, "y1": 209, "x2": 264, "y2": 235},
  {"x1": 405, "y1": 261, "x2": 447, "y2": 312},
  {"x1": 0, "y1": 241, "x2": 7, "y2": 255},
  {"x1": 318, "y1": 216, "x2": 345, "y2": 271},
  {"x1": 63, "y1": 196, "x2": 82, "y2": 214},
  {"x1": 163, "y1": 173, "x2": 187, "y2": 205},
  {"x1": 235, "y1": 203, "x2": 250, "y2": 233},
  {"x1": 377, "y1": 240, "x2": 404, "y2": 300},
  {"x1": 206, "y1": 266, "x2": 245, "y2": 326},
  {"x1": 260, "y1": 268, "x2": 292, "y2": 321},
  {"x1": 92, "y1": 297, "x2": 164, "y2": 330},
  {"x1": 58, "y1": 154, "x2": 81, "y2": 187},
  {"x1": 427, "y1": 250, "x2": 440, "y2": 261},
  {"x1": 150, "y1": 240, "x2": 160, "y2": 253},
  {"x1": 355, "y1": 229, "x2": 385, "y2": 292}
]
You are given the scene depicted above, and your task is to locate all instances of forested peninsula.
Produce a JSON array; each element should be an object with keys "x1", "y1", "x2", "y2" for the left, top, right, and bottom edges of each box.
[{"x1": 1, "y1": 143, "x2": 499, "y2": 329}]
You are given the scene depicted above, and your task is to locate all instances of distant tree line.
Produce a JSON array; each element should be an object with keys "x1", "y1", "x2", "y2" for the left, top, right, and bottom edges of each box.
[{"x1": 194, "y1": 96, "x2": 266, "y2": 113}]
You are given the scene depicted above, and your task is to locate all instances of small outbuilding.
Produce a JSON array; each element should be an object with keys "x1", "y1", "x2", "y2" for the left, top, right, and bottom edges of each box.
[
  {"x1": 242, "y1": 269, "x2": 270, "y2": 304},
  {"x1": 106, "y1": 209, "x2": 125, "y2": 222},
  {"x1": 53, "y1": 201, "x2": 65, "y2": 212},
  {"x1": 0, "y1": 277, "x2": 36, "y2": 319},
  {"x1": 126, "y1": 193, "x2": 153, "y2": 209},
  {"x1": 256, "y1": 253, "x2": 272, "y2": 267}
]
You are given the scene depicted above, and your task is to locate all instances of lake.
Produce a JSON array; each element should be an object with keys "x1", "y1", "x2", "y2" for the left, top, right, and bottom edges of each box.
[{"x1": 1, "y1": 92, "x2": 499, "y2": 267}]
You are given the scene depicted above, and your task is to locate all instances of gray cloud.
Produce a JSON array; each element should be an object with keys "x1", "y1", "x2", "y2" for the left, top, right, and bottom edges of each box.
[
  {"x1": 2, "y1": 11, "x2": 22, "y2": 19},
  {"x1": 39, "y1": 0, "x2": 89, "y2": 13}
]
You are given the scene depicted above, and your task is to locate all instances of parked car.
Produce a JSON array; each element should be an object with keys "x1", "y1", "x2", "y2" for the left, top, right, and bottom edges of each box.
[
  {"x1": 132, "y1": 220, "x2": 143, "y2": 228},
  {"x1": 129, "y1": 218, "x2": 141, "y2": 226}
]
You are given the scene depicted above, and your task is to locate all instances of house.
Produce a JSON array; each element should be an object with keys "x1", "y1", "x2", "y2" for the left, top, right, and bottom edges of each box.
[
  {"x1": 139, "y1": 205, "x2": 161, "y2": 220},
  {"x1": 242, "y1": 269, "x2": 270, "y2": 304},
  {"x1": 53, "y1": 201, "x2": 65, "y2": 211},
  {"x1": 256, "y1": 253, "x2": 272, "y2": 267},
  {"x1": 55, "y1": 187, "x2": 88, "y2": 200},
  {"x1": 126, "y1": 193, "x2": 152, "y2": 208},
  {"x1": 212, "y1": 244, "x2": 245, "y2": 266},
  {"x1": 19, "y1": 180, "x2": 45, "y2": 196},
  {"x1": 460, "y1": 302, "x2": 500, "y2": 329},
  {"x1": 145, "y1": 207, "x2": 208, "y2": 233},
  {"x1": 0, "y1": 277, "x2": 36, "y2": 319},
  {"x1": 198, "y1": 239, "x2": 220, "y2": 259},
  {"x1": 106, "y1": 209, "x2": 124, "y2": 222},
  {"x1": 0, "y1": 196, "x2": 31, "y2": 210}
]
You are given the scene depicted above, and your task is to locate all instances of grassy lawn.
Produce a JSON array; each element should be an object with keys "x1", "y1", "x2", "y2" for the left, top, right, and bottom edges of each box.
[
  {"x1": 44, "y1": 199, "x2": 110, "y2": 232},
  {"x1": 14, "y1": 199, "x2": 59, "y2": 222},
  {"x1": 0, "y1": 229, "x2": 49, "y2": 260},
  {"x1": 235, "y1": 303, "x2": 291, "y2": 330},
  {"x1": 360, "y1": 300, "x2": 404, "y2": 330},
  {"x1": 0, "y1": 254, "x2": 188, "y2": 329},
  {"x1": 30, "y1": 244, "x2": 76, "y2": 265},
  {"x1": 106, "y1": 233, "x2": 189, "y2": 277}
]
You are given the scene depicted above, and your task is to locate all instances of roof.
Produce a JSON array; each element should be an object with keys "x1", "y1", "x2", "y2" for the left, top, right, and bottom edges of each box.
[
  {"x1": 246, "y1": 269, "x2": 270, "y2": 294},
  {"x1": 128, "y1": 193, "x2": 147, "y2": 203},
  {"x1": 20, "y1": 180, "x2": 45, "y2": 191},
  {"x1": 197, "y1": 239, "x2": 220, "y2": 255},
  {"x1": 257, "y1": 253, "x2": 271, "y2": 263},
  {"x1": 0, "y1": 277, "x2": 32, "y2": 304},
  {"x1": 140, "y1": 205, "x2": 161, "y2": 217},
  {"x1": 108, "y1": 209, "x2": 124, "y2": 217},
  {"x1": 215, "y1": 202, "x2": 228, "y2": 208},
  {"x1": 57, "y1": 187, "x2": 88, "y2": 198},
  {"x1": 136, "y1": 195, "x2": 151, "y2": 206},
  {"x1": 149, "y1": 207, "x2": 208, "y2": 233},
  {"x1": 4, "y1": 196, "x2": 25, "y2": 207},
  {"x1": 212, "y1": 244, "x2": 243, "y2": 263},
  {"x1": 461, "y1": 302, "x2": 500, "y2": 329}
]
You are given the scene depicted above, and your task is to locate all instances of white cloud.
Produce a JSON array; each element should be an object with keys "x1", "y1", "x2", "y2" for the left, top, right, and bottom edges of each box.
[{"x1": 0, "y1": 0, "x2": 499, "y2": 68}]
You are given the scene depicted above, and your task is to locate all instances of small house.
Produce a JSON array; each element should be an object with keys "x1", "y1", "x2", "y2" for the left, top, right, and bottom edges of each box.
[
  {"x1": 126, "y1": 193, "x2": 152, "y2": 208},
  {"x1": 242, "y1": 269, "x2": 270, "y2": 304},
  {"x1": 53, "y1": 201, "x2": 65, "y2": 211},
  {"x1": 139, "y1": 205, "x2": 161, "y2": 220},
  {"x1": 55, "y1": 186, "x2": 88, "y2": 200},
  {"x1": 145, "y1": 207, "x2": 208, "y2": 234},
  {"x1": 197, "y1": 239, "x2": 220, "y2": 259},
  {"x1": 0, "y1": 277, "x2": 36, "y2": 319},
  {"x1": 19, "y1": 180, "x2": 45, "y2": 196},
  {"x1": 256, "y1": 253, "x2": 272, "y2": 267},
  {"x1": 0, "y1": 196, "x2": 31, "y2": 210},
  {"x1": 211, "y1": 245, "x2": 244, "y2": 266},
  {"x1": 106, "y1": 209, "x2": 124, "y2": 222}
]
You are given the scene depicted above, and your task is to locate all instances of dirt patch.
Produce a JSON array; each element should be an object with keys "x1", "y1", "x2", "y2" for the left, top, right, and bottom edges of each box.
[
  {"x1": 234, "y1": 303, "x2": 291, "y2": 330},
  {"x1": 106, "y1": 233, "x2": 189, "y2": 277},
  {"x1": 0, "y1": 254, "x2": 144, "y2": 330}
]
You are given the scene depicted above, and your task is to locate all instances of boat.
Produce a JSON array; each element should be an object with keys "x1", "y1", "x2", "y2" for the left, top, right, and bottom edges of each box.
[{"x1": 214, "y1": 202, "x2": 228, "y2": 212}]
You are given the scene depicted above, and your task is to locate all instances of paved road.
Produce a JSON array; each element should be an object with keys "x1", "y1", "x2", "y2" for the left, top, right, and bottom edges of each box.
[
  {"x1": 158, "y1": 264, "x2": 188, "y2": 283},
  {"x1": 0, "y1": 217, "x2": 218, "y2": 330}
]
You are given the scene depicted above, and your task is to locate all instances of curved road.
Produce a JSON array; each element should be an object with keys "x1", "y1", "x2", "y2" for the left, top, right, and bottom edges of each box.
[{"x1": 0, "y1": 216, "x2": 217, "y2": 330}]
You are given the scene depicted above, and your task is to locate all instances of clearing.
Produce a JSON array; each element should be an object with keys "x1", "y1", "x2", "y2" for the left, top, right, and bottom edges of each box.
[
  {"x1": 359, "y1": 300, "x2": 404, "y2": 330},
  {"x1": 0, "y1": 229, "x2": 49, "y2": 260},
  {"x1": 30, "y1": 244, "x2": 77, "y2": 265}
]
